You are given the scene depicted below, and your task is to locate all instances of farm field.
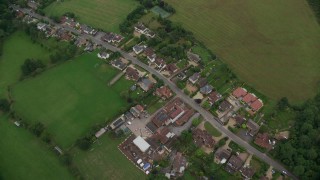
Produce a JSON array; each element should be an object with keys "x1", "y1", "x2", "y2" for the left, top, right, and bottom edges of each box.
[
  {"x1": 73, "y1": 133, "x2": 146, "y2": 180},
  {"x1": 44, "y1": 0, "x2": 138, "y2": 33},
  {"x1": 0, "y1": 116, "x2": 72, "y2": 180},
  {"x1": 0, "y1": 31, "x2": 51, "y2": 98},
  {"x1": 167, "y1": 0, "x2": 320, "y2": 103},
  {"x1": 12, "y1": 53, "x2": 132, "y2": 148}
]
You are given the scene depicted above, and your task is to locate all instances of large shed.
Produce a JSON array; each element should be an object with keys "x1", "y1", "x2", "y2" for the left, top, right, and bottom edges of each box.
[{"x1": 133, "y1": 136, "x2": 150, "y2": 153}]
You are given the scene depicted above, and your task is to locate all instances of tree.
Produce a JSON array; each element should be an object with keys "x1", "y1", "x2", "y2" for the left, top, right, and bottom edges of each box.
[
  {"x1": 21, "y1": 59, "x2": 45, "y2": 76},
  {"x1": 76, "y1": 138, "x2": 92, "y2": 151},
  {"x1": 277, "y1": 97, "x2": 289, "y2": 111},
  {"x1": 31, "y1": 122, "x2": 45, "y2": 137},
  {"x1": 0, "y1": 99, "x2": 10, "y2": 113}
]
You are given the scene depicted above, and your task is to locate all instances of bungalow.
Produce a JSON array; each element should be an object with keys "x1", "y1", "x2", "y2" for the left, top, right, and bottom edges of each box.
[
  {"x1": 144, "y1": 48, "x2": 156, "y2": 62},
  {"x1": 134, "y1": 23, "x2": 148, "y2": 34},
  {"x1": 124, "y1": 111, "x2": 135, "y2": 121},
  {"x1": 125, "y1": 67, "x2": 140, "y2": 81},
  {"x1": 101, "y1": 32, "x2": 115, "y2": 43},
  {"x1": 154, "y1": 57, "x2": 166, "y2": 70},
  {"x1": 177, "y1": 72, "x2": 187, "y2": 80},
  {"x1": 133, "y1": 44, "x2": 146, "y2": 54},
  {"x1": 226, "y1": 155, "x2": 244, "y2": 173},
  {"x1": 242, "y1": 93, "x2": 257, "y2": 104},
  {"x1": 61, "y1": 16, "x2": 77, "y2": 28},
  {"x1": 165, "y1": 63, "x2": 179, "y2": 74},
  {"x1": 218, "y1": 100, "x2": 233, "y2": 113},
  {"x1": 56, "y1": 29, "x2": 72, "y2": 41},
  {"x1": 97, "y1": 51, "x2": 110, "y2": 59},
  {"x1": 80, "y1": 24, "x2": 97, "y2": 35},
  {"x1": 250, "y1": 99, "x2": 263, "y2": 112},
  {"x1": 234, "y1": 115, "x2": 246, "y2": 126},
  {"x1": 208, "y1": 91, "x2": 222, "y2": 105},
  {"x1": 214, "y1": 148, "x2": 231, "y2": 164},
  {"x1": 138, "y1": 78, "x2": 154, "y2": 92},
  {"x1": 232, "y1": 87, "x2": 247, "y2": 99},
  {"x1": 192, "y1": 128, "x2": 215, "y2": 148},
  {"x1": 254, "y1": 133, "x2": 272, "y2": 149},
  {"x1": 130, "y1": 105, "x2": 144, "y2": 118},
  {"x1": 197, "y1": 78, "x2": 208, "y2": 88},
  {"x1": 84, "y1": 43, "x2": 94, "y2": 52},
  {"x1": 187, "y1": 52, "x2": 201, "y2": 62},
  {"x1": 246, "y1": 119, "x2": 260, "y2": 136},
  {"x1": 172, "y1": 152, "x2": 187, "y2": 176},
  {"x1": 155, "y1": 86, "x2": 173, "y2": 100},
  {"x1": 145, "y1": 29, "x2": 155, "y2": 38},
  {"x1": 152, "y1": 110, "x2": 169, "y2": 127},
  {"x1": 109, "y1": 115, "x2": 126, "y2": 130},
  {"x1": 112, "y1": 34, "x2": 124, "y2": 43},
  {"x1": 74, "y1": 36, "x2": 88, "y2": 47},
  {"x1": 200, "y1": 84, "x2": 213, "y2": 95},
  {"x1": 188, "y1": 72, "x2": 200, "y2": 84},
  {"x1": 111, "y1": 59, "x2": 127, "y2": 71},
  {"x1": 240, "y1": 167, "x2": 255, "y2": 179}
]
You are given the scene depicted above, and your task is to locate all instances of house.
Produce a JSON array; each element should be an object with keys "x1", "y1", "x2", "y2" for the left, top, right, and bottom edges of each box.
[
  {"x1": 61, "y1": 16, "x2": 77, "y2": 28},
  {"x1": 155, "y1": 86, "x2": 173, "y2": 100},
  {"x1": 197, "y1": 78, "x2": 208, "y2": 88},
  {"x1": 175, "y1": 109, "x2": 194, "y2": 126},
  {"x1": 112, "y1": 34, "x2": 124, "y2": 43},
  {"x1": 37, "y1": 22, "x2": 47, "y2": 31},
  {"x1": 243, "y1": 93, "x2": 257, "y2": 104},
  {"x1": 177, "y1": 72, "x2": 187, "y2": 80},
  {"x1": 97, "y1": 51, "x2": 110, "y2": 59},
  {"x1": 200, "y1": 84, "x2": 213, "y2": 95},
  {"x1": 152, "y1": 127, "x2": 175, "y2": 144},
  {"x1": 146, "y1": 121, "x2": 159, "y2": 133},
  {"x1": 124, "y1": 111, "x2": 134, "y2": 121},
  {"x1": 165, "y1": 63, "x2": 179, "y2": 74},
  {"x1": 138, "y1": 78, "x2": 154, "y2": 91},
  {"x1": 218, "y1": 100, "x2": 233, "y2": 113},
  {"x1": 232, "y1": 87, "x2": 248, "y2": 99},
  {"x1": 56, "y1": 29, "x2": 72, "y2": 41},
  {"x1": 134, "y1": 23, "x2": 148, "y2": 34},
  {"x1": 110, "y1": 115, "x2": 126, "y2": 130},
  {"x1": 133, "y1": 44, "x2": 146, "y2": 54},
  {"x1": 133, "y1": 136, "x2": 150, "y2": 153},
  {"x1": 188, "y1": 72, "x2": 200, "y2": 84},
  {"x1": 80, "y1": 24, "x2": 96, "y2": 35},
  {"x1": 111, "y1": 59, "x2": 127, "y2": 71},
  {"x1": 246, "y1": 119, "x2": 260, "y2": 136},
  {"x1": 125, "y1": 67, "x2": 140, "y2": 81},
  {"x1": 130, "y1": 105, "x2": 144, "y2": 118},
  {"x1": 23, "y1": 15, "x2": 38, "y2": 24},
  {"x1": 101, "y1": 32, "x2": 115, "y2": 43},
  {"x1": 208, "y1": 91, "x2": 222, "y2": 105},
  {"x1": 192, "y1": 128, "x2": 215, "y2": 148},
  {"x1": 167, "y1": 106, "x2": 185, "y2": 124},
  {"x1": 240, "y1": 167, "x2": 255, "y2": 179},
  {"x1": 152, "y1": 110, "x2": 169, "y2": 127},
  {"x1": 254, "y1": 133, "x2": 272, "y2": 149},
  {"x1": 172, "y1": 152, "x2": 187, "y2": 176},
  {"x1": 84, "y1": 43, "x2": 94, "y2": 52},
  {"x1": 234, "y1": 115, "x2": 246, "y2": 126},
  {"x1": 154, "y1": 57, "x2": 166, "y2": 70},
  {"x1": 226, "y1": 155, "x2": 244, "y2": 173},
  {"x1": 214, "y1": 148, "x2": 231, "y2": 164},
  {"x1": 187, "y1": 52, "x2": 201, "y2": 62},
  {"x1": 27, "y1": 0, "x2": 39, "y2": 10},
  {"x1": 75, "y1": 36, "x2": 88, "y2": 47},
  {"x1": 144, "y1": 48, "x2": 156, "y2": 62},
  {"x1": 250, "y1": 99, "x2": 263, "y2": 112}
]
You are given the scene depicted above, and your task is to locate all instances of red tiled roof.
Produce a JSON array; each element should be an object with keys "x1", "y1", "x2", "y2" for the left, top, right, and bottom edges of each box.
[
  {"x1": 232, "y1": 87, "x2": 247, "y2": 98},
  {"x1": 169, "y1": 106, "x2": 183, "y2": 119},
  {"x1": 254, "y1": 133, "x2": 272, "y2": 149},
  {"x1": 144, "y1": 47, "x2": 154, "y2": 57},
  {"x1": 250, "y1": 99, "x2": 263, "y2": 111},
  {"x1": 242, "y1": 93, "x2": 257, "y2": 103},
  {"x1": 135, "y1": 104, "x2": 144, "y2": 112},
  {"x1": 156, "y1": 86, "x2": 172, "y2": 99},
  {"x1": 208, "y1": 91, "x2": 221, "y2": 104},
  {"x1": 175, "y1": 109, "x2": 194, "y2": 126}
]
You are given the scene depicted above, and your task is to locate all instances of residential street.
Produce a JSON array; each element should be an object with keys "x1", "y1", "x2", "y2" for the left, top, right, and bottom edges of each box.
[{"x1": 14, "y1": 6, "x2": 297, "y2": 180}]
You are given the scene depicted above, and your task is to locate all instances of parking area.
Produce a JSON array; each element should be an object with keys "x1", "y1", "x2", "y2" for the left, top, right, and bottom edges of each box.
[{"x1": 126, "y1": 118, "x2": 153, "y2": 138}]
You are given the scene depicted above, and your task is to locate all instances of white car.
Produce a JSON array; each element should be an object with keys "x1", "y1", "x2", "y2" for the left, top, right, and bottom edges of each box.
[
  {"x1": 136, "y1": 159, "x2": 142, "y2": 164},
  {"x1": 127, "y1": 121, "x2": 132, "y2": 125},
  {"x1": 140, "y1": 163, "x2": 144, "y2": 168},
  {"x1": 282, "y1": 171, "x2": 287, "y2": 175}
]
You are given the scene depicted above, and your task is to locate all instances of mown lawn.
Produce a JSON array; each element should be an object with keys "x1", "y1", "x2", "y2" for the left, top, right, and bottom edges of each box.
[
  {"x1": 0, "y1": 31, "x2": 51, "y2": 98},
  {"x1": 167, "y1": 0, "x2": 320, "y2": 103},
  {"x1": 73, "y1": 133, "x2": 145, "y2": 180},
  {"x1": 12, "y1": 53, "x2": 132, "y2": 148},
  {"x1": 45, "y1": 0, "x2": 138, "y2": 33},
  {"x1": 0, "y1": 116, "x2": 72, "y2": 180},
  {"x1": 204, "y1": 122, "x2": 222, "y2": 137}
]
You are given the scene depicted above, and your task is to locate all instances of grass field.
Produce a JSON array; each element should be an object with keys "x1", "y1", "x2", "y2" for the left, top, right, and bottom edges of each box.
[
  {"x1": 45, "y1": 0, "x2": 138, "y2": 33},
  {"x1": 0, "y1": 31, "x2": 51, "y2": 98},
  {"x1": 0, "y1": 116, "x2": 72, "y2": 180},
  {"x1": 12, "y1": 53, "x2": 132, "y2": 148},
  {"x1": 204, "y1": 122, "x2": 222, "y2": 137},
  {"x1": 167, "y1": 0, "x2": 320, "y2": 103},
  {"x1": 73, "y1": 133, "x2": 145, "y2": 180}
]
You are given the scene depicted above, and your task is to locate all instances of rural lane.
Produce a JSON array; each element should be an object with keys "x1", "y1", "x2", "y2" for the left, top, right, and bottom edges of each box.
[{"x1": 13, "y1": 6, "x2": 297, "y2": 180}]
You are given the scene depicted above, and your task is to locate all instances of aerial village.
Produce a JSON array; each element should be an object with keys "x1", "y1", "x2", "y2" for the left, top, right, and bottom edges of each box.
[{"x1": 11, "y1": 2, "x2": 289, "y2": 179}]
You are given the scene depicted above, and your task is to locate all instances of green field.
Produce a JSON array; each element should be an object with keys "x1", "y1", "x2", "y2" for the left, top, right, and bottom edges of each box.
[
  {"x1": 45, "y1": 0, "x2": 138, "y2": 33},
  {"x1": 0, "y1": 31, "x2": 51, "y2": 98},
  {"x1": 12, "y1": 53, "x2": 132, "y2": 148},
  {"x1": 204, "y1": 122, "x2": 222, "y2": 137},
  {"x1": 0, "y1": 116, "x2": 72, "y2": 180},
  {"x1": 73, "y1": 134, "x2": 145, "y2": 180},
  {"x1": 167, "y1": 0, "x2": 320, "y2": 102}
]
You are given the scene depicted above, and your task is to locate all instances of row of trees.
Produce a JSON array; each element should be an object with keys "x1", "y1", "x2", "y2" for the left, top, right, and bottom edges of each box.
[
  {"x1": 307, "y1": 0, "x2": 320, "y2": 23},
  {"x1": 21, "y1": 58, "x2": 46, "y2": 77},
  {"x1": 271, "y1": 93, "x2": 320, "y2": 179}
]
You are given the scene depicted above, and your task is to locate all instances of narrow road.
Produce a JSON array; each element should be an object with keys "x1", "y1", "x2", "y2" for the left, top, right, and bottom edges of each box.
[{"x1": 13, "y1": 6, "x2": 297, "y2": 180}]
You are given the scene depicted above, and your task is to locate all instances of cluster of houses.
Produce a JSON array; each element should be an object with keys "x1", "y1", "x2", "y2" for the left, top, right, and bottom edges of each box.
[
  {"x1": 124, "y1": 66, "x2": 155, "y2": 92},
  {"x1": 233, "y1": 87, "x2": 264, "y2": 114},
  {"x1": 134, "y1": 22, "x2": 155, "y2": 38}
]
